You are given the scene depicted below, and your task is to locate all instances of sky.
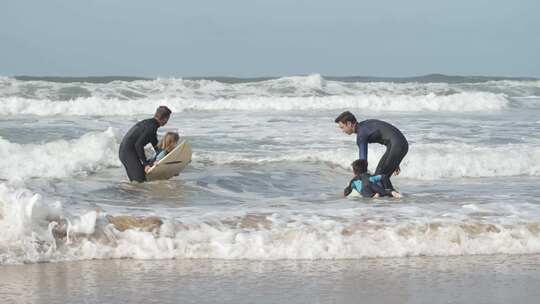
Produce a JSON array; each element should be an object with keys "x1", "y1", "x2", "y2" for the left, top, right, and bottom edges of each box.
[{"x1": 1, "y1": 0, "x2": 539, "y2": 77}]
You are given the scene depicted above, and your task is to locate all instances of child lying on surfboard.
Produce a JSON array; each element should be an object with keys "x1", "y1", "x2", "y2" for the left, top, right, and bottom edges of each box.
[
  {"x1": 343, "y1": 159, "x2": 402, "y2": 198},
  {"x1": 152, "y1": 132, "x2": 180, "y2": 162}
]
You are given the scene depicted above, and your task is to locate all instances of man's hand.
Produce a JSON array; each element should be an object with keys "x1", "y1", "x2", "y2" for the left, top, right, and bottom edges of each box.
[
  {"x1": 144, "y1": 165, "x2": 153, "y2": 173},
  {"x1": 393, "y1": 166, "x2": 401, "y2": 176}
]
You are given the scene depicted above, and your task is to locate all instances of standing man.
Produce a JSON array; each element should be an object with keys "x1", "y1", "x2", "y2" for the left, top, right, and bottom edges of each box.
[
  {"x1": 119, "y1": 106, "x2": 171, "y2": 182},
  {"x1": 335, "y1": 111, "x2": 408, "y2": 188}
]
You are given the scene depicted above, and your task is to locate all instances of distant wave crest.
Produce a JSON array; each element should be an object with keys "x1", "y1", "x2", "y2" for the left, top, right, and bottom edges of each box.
[{"x1": 0, "y1": 92, "x2": 509, "y2": 116}]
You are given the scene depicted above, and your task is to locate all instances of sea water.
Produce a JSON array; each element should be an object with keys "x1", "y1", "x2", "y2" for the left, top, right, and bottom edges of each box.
[{"x1": 1, "y1": 74, "x2": 540, "y2": 264}]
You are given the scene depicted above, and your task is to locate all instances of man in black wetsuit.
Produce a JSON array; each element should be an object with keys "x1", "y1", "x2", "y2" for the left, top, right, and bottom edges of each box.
[
  {"x1": 335, "y1": 111, "x2": 408, "y2": 189},
  {"x1": 119, "y1": 106, "x2": 172, "y2": 182}
]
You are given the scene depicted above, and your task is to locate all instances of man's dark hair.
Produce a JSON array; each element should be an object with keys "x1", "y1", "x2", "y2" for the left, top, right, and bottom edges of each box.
[
  {"x1": 352, "y1": 159, "x2": 368, "y2": 175},
  {"x1": 154, "y1": 105, "x2": 172, "y2": 120},
  {"x1": 334, "y1": 111, "x2": 357, "y2": 124}
]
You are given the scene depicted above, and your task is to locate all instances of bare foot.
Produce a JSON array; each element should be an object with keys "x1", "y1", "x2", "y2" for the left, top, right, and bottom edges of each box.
[
  {"x1": 373, "y1": 193, "x2": 380, "y2": 198},
  {"x1": 391, "y1": 191, "x2": 402, "y2": 198}
]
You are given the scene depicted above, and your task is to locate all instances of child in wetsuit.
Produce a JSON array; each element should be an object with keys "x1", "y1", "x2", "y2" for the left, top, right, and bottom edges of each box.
[
  {"x1": 344, "y1": 159, "x2": 402, "y2": 198},
  {"x1": 152, "y1": 132, "x2": 180, "y2": 162}
]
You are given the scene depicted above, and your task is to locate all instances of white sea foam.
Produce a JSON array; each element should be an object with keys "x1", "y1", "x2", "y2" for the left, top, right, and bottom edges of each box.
[
  {"x1": 0, "y1": 91, "x2": 509, "y2": 116},
  {"x1": 402, "y1": 143, "x2": 540, "y2": 179},
  {"x1": 1, "y1": 184, "x2": 540, "y2": 264},
  {"x1": 196, "y1": 143, "x2": 540, "y2": 179},
  {"x1": 0, "y1": 184, "x2": 64, "y2": 263},
  {"x1": 0, "y1": 73, "x2": 519, "y2": 115},
  {"x1": 0, "y1": 128, "x2": 537, "y2": 181},
  {"x1": 0, "y1": 128, "x2": 120, "y2": 181},
  {"x1": 2, "y1": 75, "x2": 539, "y2": 100}
]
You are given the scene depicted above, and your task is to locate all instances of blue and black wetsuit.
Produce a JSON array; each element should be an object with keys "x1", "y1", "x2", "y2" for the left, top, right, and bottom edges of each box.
[
  {"x1": 118, "y1": 118, "x2": 159, "y2": 182},
  {"x1": 355, "y1": 119, "x2": 408, "y2": 185},
  {"x1": 344, "y1": 173, "x2": 394, "y2": 197}
]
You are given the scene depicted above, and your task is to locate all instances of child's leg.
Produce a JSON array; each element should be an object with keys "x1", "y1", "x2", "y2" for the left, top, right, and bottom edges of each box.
[
  {"x1": 368, "y1": 182, "x2": 392, "y2": 197},
  {"x1": 361, "y1": 184, "x2": 376, "y2": 197}
]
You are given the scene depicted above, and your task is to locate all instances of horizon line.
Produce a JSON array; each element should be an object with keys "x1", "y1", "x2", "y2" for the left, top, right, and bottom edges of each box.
[{"x1": 9, "y1": 73, "x2": 538, "y2": 84}]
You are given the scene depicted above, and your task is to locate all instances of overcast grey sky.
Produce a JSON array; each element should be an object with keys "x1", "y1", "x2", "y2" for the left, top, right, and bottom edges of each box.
[{"x1": 1, "y1": 0, "x2": 539, "y2": 77}]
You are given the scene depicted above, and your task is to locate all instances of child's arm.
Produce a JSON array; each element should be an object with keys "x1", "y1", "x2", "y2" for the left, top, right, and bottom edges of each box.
[
  {"x1": 155, "y1": 150, "x2": 167, "y2": 162},
  {"x1": 343, "y1": 181, "x2": 353, "y2": 197},
  {"x1": 343, "y1": 188, "x2": 352, "y2": 197}
]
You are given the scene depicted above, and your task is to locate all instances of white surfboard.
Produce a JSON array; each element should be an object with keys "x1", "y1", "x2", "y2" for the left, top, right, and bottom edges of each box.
[
  {"x1": 146, "y1": 140, "x2": 192, "y2": 181},
  {"x1": 347, "y1": 189, "x2": 361, "y2": 198}
]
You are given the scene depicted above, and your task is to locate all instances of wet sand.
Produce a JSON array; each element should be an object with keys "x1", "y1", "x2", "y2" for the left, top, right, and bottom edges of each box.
[{"x1": 1, "y1": 254, "x2": 539, "y2": 304}]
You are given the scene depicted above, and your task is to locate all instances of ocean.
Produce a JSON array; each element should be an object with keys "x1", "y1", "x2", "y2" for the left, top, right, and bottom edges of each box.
[{"x1": 1, "y1": 74, "x2": 540, "y2": 303}]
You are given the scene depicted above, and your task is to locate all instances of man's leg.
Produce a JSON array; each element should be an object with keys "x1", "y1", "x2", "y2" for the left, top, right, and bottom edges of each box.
[
  {"x1": 119, "y1": 150, "x2": 146, "y2": 182},
  {"x1": 379, "y1": 174, "x2": 395, "y2": 191},
  {"x1": 374, "y1": 146, "x2": 391, "y2": 175},
  {"x1": 375, "y1": 141, "x2": 408, "y2": 176}
]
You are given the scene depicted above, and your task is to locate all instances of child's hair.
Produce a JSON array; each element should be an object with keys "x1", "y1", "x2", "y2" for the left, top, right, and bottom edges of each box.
[
  {"x1": 159, "y1": 132, "x2": 180, "y2": 152},
  {"x1": 351, "y1": 159, "x2": 368, "y2": 175}
]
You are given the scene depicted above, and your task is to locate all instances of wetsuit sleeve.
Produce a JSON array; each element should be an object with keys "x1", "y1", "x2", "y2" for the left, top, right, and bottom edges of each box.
[
  {"x1": 134, "y1": 125, "x2": 157, "y2": 166},
  {"x1": 344, "y1": 179, "x2": 354, "y2": 197},
  {"x1": 356, "y1": 133, "x2": 368, "y2": 160},
  {"x1": 151, "y1": 133, "x2": 158, "y2": 150},
  {"x1": 155, "y1": 150, "x2": 167, "y2": 161},
  {"x1": 352, "y1": 180, "x2": 363, "y2": 193}
]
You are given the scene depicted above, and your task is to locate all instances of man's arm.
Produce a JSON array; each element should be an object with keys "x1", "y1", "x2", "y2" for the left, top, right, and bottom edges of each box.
[
  {"x1": 134, "y1": 126, "x2": 156, "y2": 166},
  {"x1": 150, "y1": 132, "x2": 158, "y2": 150},
  {"x1": 356, "y1": 133, "x2": 368, "y2": 160}
]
